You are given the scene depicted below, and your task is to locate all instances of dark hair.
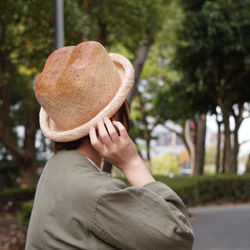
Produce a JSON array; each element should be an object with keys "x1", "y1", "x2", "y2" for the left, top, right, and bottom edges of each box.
[
  {"x1": 53, "y1": 101, "x2": 130, "y2": 152},
  {"x1": 52, "y1": 137, "x2": 88, "y2": 152}
]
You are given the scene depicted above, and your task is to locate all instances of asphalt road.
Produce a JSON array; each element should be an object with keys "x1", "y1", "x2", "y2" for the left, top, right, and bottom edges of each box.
[{"x1": 189, "y1": 203, "x2": 250, "y2": 250}]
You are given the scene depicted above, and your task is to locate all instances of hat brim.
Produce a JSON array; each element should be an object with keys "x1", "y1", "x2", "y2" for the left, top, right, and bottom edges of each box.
[{"x1": 39, "y1": 53, "x2": 134, "y2": 142}]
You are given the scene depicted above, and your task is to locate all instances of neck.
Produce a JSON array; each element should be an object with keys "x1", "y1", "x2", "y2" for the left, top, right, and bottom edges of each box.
[{"x1": 76, "y1": 140, "x2": 102, "y2": 168}]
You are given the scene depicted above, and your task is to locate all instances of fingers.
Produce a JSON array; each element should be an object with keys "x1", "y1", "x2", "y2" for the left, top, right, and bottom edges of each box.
[
  {"x1": 95, "y1": 118, "x2": 116, "y2": 145},
  {"x1": 89, "y1": 126, "x2": 103, "y2": 152},
  {"x1": 95, "y1": 118, "x2": 110, "y2": 144},
  {"x1": 103, "y1": 117, "x2": 121, "y2": 141},
  {"x1": 112, "y1": 121, "x2": 127, "y2": 138},
  {"x1": 89, "y1": 118, "x2": 128, "y2": 148},
  {"x1": 89, "y1": 118, "x2": 119, "y2": 146},
  {"x1": 89, "y1": 118, "x2": 134, "y2": 168}
]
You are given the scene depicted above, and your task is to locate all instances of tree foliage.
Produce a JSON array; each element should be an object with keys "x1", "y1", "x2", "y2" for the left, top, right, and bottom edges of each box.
[
  {"x1": 0, "y1": 0, "x2": 168, "y2": 186},
  {"x1": 151, "y1": 153, "x2": 180, "y2": 176},
  {"x1": 0, "y1": 0, "x2": 91, "y2": 187},
  {"x1": 129, "y1": 0, "x2": 187, "y2": 163},
  {"x1": 176, "y1": 0, "x2": 250, "y2": 107},
  {"x1": 78, "y1": 0, "x2": 166, "y2": 50},
  {"x1": 161, "y1": 0, "x2": 250, "y2": 173}
]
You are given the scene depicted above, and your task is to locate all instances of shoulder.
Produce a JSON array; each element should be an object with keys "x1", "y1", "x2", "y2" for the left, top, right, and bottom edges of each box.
[{"x1": 52, "y1": 150, "x2": 128, "y2": 197}]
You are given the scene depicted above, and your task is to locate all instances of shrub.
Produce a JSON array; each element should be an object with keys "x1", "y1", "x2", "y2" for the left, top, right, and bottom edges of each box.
[
  {"x1": 0, "y1": 185, "x2": 36, "y2": 203},
  {"x1": 155, "y1": 174, "x2": 250, "y2": 207},
  {"x1": 0, "y1": 185, "x2": 36, "y2": 213},
  {"x1": 6, "y1": 174, "x2": 250, "y2": 229},
  {"x1": 19, "y1": 200, "x2": 34, "y2": 226},
  {"x1": 117, "y1": 174, "x2": 250, "y2": 207}
]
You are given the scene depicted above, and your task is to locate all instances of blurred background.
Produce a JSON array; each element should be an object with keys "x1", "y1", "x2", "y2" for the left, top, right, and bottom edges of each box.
[{"x1": 1, "y1": 0, "x2": 250, "y2": 249}]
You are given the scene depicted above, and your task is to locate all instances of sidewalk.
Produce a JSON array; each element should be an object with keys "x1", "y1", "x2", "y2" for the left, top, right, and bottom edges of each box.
[{"x1": 189, "y1": 203, "x2": 250, "y2": 250}]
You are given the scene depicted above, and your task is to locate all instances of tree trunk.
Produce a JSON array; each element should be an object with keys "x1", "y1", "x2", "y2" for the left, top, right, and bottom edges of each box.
[
  {"x1": 232, "y1": 128, "x2": 239, "y2": 173},
  {"x1": 127, "y1": 37, "x2": 151, "y2": 103},
  {"x1": 103, "y1": 38, "x2": 151, "y2": 174},
  {"x1": 231, "y1": 105, "x2": 244, "y2": 173},
  {"x1": 222, "y1": 139, "x2": 226, "y2": 173},
  {"x1": 194, "y1": 113, "x2": 206, "y2": 175},
  {"x1": 17, "y1": 157, "x2": 38, "y2": 188},
  {"x1": 245, "y1": 154, "x2": 250, "y2": 174},
  {"x1": 0, "y1": 45, "x2": 40, "y2": 187},
  {"x1": 21, "y1": 107, "x2": 40, "y2": 186},
  {"x1": 216, "y1": 119, "x2": 222, "y2": 173},
  {"x1": 185, "y1": 119, "x2": 195, "y2": 175},
  {"x1": 218, "y1": 98, "x2": 232, "y2": 173},
  {"x1": 0, "y1": 99, "x2": 40, "y2": 187},
  {"x1": 224, "y1": 116, "x2": 232, "y2": 172}
]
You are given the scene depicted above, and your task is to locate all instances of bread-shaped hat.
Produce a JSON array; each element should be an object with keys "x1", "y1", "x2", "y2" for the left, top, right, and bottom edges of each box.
[{"x1": 35, "y1": 41, "x2": 134, "y2": 142}]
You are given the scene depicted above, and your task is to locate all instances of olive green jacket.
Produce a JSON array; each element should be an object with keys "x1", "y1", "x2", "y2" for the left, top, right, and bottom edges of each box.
[{"x1": 26, "y1": 150, "x2": 194, "y2": 249}]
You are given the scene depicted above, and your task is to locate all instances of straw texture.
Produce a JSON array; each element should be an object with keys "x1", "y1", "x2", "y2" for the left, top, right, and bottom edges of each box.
[{"x1": 35, "y1": 41, "x2": 134, "y2": 142}]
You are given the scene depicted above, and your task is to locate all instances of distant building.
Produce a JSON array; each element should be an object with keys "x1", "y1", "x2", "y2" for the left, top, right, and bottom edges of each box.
[
  {"x1": 136, "y1": 122, "x2": 191, "y2": 175},
  {"x1": 150, "y1": 123, "x2": 186, "y2": 158}
]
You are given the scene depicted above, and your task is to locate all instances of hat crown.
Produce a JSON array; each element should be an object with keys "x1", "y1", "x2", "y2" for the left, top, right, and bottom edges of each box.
[{"x1": 35, "y1": 42, "x2": 121, "y2": 132}]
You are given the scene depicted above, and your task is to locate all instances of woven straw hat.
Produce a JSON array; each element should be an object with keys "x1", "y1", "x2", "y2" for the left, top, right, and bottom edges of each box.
[{"x1": 35, "y1": 41, "x2": 134, "y2": 142}]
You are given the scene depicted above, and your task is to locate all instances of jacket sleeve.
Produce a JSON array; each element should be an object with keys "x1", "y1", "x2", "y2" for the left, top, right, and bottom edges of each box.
[{"x1": 90, "y1": 181, "x2": 194, "y2": 250}]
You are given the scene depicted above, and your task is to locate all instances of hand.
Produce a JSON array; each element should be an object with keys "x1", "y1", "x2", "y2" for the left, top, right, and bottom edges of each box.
[
  {"x1": 89, "y1": 118, "x2": 155, "y2": 186},
  {"x1": 89, "y1": 117, "x2": 138, "y2": 171}
]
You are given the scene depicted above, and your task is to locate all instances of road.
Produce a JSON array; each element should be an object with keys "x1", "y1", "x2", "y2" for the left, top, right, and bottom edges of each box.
[{"x1": 189, "y1": 203, "x2": 250, "y2": 250}]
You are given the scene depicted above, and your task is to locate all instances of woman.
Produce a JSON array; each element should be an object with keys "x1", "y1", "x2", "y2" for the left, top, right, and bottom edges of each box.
[{"x1": 25, "y1": 41, "x2": 194, "y2": 250}]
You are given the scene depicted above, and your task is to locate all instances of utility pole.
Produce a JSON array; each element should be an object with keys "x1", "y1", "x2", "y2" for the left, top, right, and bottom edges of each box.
[{"x1": 54, "y1": 0, "x2": 65, "y2": 49}]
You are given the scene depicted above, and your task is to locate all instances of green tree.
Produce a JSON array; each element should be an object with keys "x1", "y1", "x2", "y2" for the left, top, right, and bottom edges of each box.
[
  {"x1": 0, "y1": 0, "x2": 89, "y2": 187},
  {"x1": 140, "y1": 0, "x2": 205, "y2": 175},
  {"x1": 172, "y1": 0, "x2": 250, "y2": 173},
  {"x1": 0, "y1": 0, "x2": 167, "y2": 186},
  {"x1": 129, "y1": 79, "x2": 160, "y2": 167},
  {"x1": 128, "y1": 0, "x2": 188, "y2": 168},
  {"x1": 79, "y1": 0, "x2": 169, "y2": 172},
  {"x1": 78, "y1": 0, "x2": 165, "y2": 49}
]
